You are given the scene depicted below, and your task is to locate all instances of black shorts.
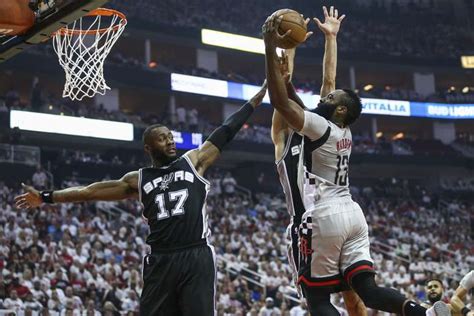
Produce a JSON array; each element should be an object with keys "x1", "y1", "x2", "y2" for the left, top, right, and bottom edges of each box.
[
  {"x1": 287, "y1": 220, "x2": 300, "y2": 276},
  {"x1": 140, "y1": 244, "x2": 216, "y2": 316}
]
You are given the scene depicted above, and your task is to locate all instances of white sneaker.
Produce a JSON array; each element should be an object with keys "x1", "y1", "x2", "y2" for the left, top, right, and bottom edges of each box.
[{"x1": 426, "y1": 301, "x2": 451, "y2": 316}]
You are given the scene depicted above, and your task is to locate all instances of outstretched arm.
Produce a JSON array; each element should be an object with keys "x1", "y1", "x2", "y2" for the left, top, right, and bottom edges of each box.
[
  {"x1": 264, "y1": 15, "x2": 331, "y2": 141},
  {"x1": 271, "y1": 47, "x2": 307, "y2": 160},
  {"x1": 15, "y1": 171, "x2": 139, "y2": 208},
  {"x1": 449, "y1": 271, "x2": 474, "y2": 316},
  {"x1": 187, "y1": 82, "x2": 267, "y2": 176},
  {"x1": 263, "y1": 15, "x2": 312, "y2": 131},
  {"x1": 315, "y1": 6, "x2": 345, "y2": 97}
]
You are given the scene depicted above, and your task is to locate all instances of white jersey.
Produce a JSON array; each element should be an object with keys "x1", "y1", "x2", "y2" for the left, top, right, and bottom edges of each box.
[
  {"x1": 297, "y1": 111, "x2": 352, "y2": 212},
  {"x1": 460, "y1": 270, "x2": 474, "y2": 290}
]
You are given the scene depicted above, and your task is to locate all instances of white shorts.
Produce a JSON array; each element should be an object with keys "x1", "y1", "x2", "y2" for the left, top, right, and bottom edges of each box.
[{"x1": 298, "y1": 197, "x2": 374, "y2": 293}]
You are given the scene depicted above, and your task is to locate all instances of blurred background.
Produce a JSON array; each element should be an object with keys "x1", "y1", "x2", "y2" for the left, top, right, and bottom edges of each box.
[{"x1": 0, "y1": 0, "x2": 473, "y2": 315}]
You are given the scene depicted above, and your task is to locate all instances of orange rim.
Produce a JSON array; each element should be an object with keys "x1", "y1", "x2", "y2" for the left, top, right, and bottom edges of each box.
[{"x1": 54, "y1": 8, "x2": 127, "y2": 36}]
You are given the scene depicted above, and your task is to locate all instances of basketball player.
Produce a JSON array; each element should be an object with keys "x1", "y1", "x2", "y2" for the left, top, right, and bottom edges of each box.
[
  {"x1": 450, "y1": 271, "x2": 474, "y2": 316},
  {"x1": 14, "y1": 83, "x2": 267, "y2": 316},
  {"x1": 421, "y1": 279, "x2": 445, "y2": 309},
  {"x1": 271, "y1": 6, "x2": 365, "y2": 316},
  {"x1": 262, "y1": 9, "x2": 450, "y2": 316}
]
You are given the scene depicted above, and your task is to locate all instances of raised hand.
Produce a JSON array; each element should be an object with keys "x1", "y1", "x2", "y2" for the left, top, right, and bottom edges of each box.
[
  {"x1": 277, "y1": 49, "x2": 295, "y2": 83},
  {"x1": 262, "y1": 14, "x2": 292, "y2": 49},
  {"x1": 14, "y1": 183, "x2": 42, "y2": 209},
  {"x1": 262, "y1": 13, "x2": 313, "y2": 48},
  {"x1": 248, "y1": 80, "x2": 268, "y2": 108},
  {"x1": 314, "y1": 6, "x2": 346, "y2": 37}
]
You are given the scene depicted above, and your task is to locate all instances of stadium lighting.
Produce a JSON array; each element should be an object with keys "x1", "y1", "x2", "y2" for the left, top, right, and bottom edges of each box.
[
  {"x1": 201, "y1": 28, "x2": 283, "y2": 55},
  {"x1": 363, "y1": 84, "x2": 374, "y2": 91},
  {"x1": 462, "y1": 87, "x2": 470, "y2": 94},
  {"x1": 392, "y1": 132, "x2": 404, "y2": 140},
  {"x1": 461, "y1": 56, "x2": 474, "y2": 69},
  {"x1": 376, "y1": 132, "x2": 383, "y2": 138}
]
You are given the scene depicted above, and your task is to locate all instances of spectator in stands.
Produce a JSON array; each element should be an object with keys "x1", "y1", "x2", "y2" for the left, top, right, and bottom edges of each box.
[
  {"x1": 64, "y1": 286, "x2": 83, "y2": 310},
  {"x1": 222, "y1": 172, "x2": 237, "y2": 196},
  {"x1": 176, "y1": 106, "x2": 187, "y2": 130},
  {"x1": 23, "y1": 292, "x2": 44, "y2": 312},
  {"x1": 84, "y1": 299, "x2": 101, "y2": 316},
  {"x1": 188, "y1": 108, "x2": 199, "y2": 131},
  {"x1": 3, "y1": 289, "x2": 24, "y2": 311},
  {"x1": 289, "y1": 301, "x2": 307, "y2": 316},
  {"x1": 121, "y1": 289, "x2": 139, "y2": 312},
  {"x1": 259, "y1": 297, "x2": 281, "y2": 315},
  {"x1": 32, "y1": 165, "x2": 48, "y2": 189}
]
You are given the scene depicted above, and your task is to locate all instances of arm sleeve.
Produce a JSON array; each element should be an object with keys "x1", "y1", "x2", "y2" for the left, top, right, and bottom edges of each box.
[
  {"x1": 460, "y1": 270, "x2": 474, "y2": 290},
  {"x1": 300, "y1": 111, "x2": 330, "y2": 141}
]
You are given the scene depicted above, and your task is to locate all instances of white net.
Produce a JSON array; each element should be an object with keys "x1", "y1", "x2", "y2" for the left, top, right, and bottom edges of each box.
[{"x1": 52, "y1": 9, "x2": 126, "y2": 101}]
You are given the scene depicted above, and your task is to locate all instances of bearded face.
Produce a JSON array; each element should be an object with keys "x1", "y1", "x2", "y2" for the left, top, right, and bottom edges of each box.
[
  {"x1": 312, "y1": 101, "x2": 337, "y2": 120},
  {"x1": 426, "y1": 281, "x2": 443, "y2": 304}
]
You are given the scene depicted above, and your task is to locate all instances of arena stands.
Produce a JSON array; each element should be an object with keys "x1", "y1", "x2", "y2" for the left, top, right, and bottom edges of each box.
[
  {"x1": 109, "y1": 0, "x2": 474, "y2": 60},
  {"x1": 0, "y1": 163, "x2": 472, "y2": 314}
]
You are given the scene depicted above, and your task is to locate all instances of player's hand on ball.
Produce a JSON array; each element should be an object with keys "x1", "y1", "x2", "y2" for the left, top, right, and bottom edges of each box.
[
  {"x1": 14, "y1": 183, "x2": 42, "y2": 209},
  {"x1": 262, "y1": 14, "x2": 292, "y2": 48},
  {"x1": 314, "y1": 6, "x2": 346, "y2": 37},
  {"x1": 248, "y1": 80, "x2": 267, "y2": 108}
]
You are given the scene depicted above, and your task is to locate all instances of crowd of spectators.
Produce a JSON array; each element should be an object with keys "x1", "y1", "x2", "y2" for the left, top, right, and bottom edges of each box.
[
  {"x1": 109, "y1": 0, "x2": 473, "y2": 60},
  {"x1": 0, "y1": 160, "x2": 472, "y2": 315}
]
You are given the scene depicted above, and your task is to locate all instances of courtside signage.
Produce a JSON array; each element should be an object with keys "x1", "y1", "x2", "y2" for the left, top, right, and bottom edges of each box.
[
  {"x1": 171, "y1": 73, "x2": 228, "y2": 98},
  {"x1": 361, "y1": 98, "x2": 411, "y2": 116},
  {"x1": 170, "y1": 73, "x2": 474, "y2": 120},
  {"x1": 10, "y1": 111, "x2": 134, "y2": 141},
  {"x1": 410, "y1": 102, "x2": 474, "y2": 119},
  {"x1": 172, "y1": 131, "x2": 203, "y2": 149}
]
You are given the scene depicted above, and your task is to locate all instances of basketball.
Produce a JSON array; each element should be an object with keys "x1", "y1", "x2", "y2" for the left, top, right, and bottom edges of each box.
[
  {"x1": 0, "y1": 0, "x2": 34, "y2": 35},
  {"x1": 272, "y1": 9, "x2": 307, "y2": 49}
]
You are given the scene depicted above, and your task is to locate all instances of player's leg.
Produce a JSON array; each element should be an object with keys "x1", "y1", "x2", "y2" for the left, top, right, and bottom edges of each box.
[
  {"x1": 340, "y1": 203, "x2": 449, "y2": 316},
  {"x1": 297, "y1": 211, "x2": 348, "y2": 315},
  {"x1": 140, "y1": 253, "x2": 181, "y2": 316},
  {"x1": 301, "y1": 287, "x2": 340, "y2": 316},
  {"x1": 341, "y1": 290, "x2": 367, "y2": 316},
  {"x1": 287, "y1": 221, "x2": 302, "y2": 296},
  {"x1": 178, "y1": 245, "x2": 216, "y2": 316}
]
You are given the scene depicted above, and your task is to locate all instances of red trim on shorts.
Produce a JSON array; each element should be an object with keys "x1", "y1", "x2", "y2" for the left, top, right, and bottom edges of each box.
[
  {"x1": 345, "y1": 265, "x2": 374, "y2": 283},
  {"x1": 298, "y1": 275, "x2": 341, "y2": 287}
]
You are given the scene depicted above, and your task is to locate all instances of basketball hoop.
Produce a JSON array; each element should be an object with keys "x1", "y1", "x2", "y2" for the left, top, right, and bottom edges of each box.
[{"x1": 52, "y1": 8, "x2": 127, "y2": 101}]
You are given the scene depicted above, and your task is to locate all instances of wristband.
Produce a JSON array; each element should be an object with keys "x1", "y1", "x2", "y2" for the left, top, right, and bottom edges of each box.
[
  {"x1": 40, "y1": 191, "x2": 54, "y2": 204},
  {"x1": 462, "y1": 307, "x2": 470, "y2": 316}
]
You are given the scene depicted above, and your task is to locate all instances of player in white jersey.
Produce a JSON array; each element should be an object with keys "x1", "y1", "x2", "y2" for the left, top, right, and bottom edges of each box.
[
  {"x1": 262, "y1": 7, "x2": 450, "y2": 316},
  {"x1": 271, "y1": 6, "x2": 366, "y2": 316},
  {"x1": 450, "y1": 271, "x2": 474, "y2": 316}
]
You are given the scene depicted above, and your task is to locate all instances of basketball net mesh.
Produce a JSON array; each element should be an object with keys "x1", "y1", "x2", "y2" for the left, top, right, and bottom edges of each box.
[{"x1": 52, "y1": 11, "x2": 126, "y2": 101}]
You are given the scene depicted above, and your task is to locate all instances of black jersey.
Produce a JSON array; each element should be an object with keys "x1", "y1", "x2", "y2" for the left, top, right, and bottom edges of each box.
[
  {"x1": 139, "y1": 154, "x2": 210, "y2": 249},
  {"x1": 276, "y1": 130, "x2": 305, "y2": 222}
]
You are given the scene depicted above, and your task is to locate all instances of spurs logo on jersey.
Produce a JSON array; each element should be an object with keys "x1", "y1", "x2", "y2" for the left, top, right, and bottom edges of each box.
[
  {"x1": 297, "y1": 120, "x2": 352, "y2": 212},
  {"x1": 139, "y1": 154, "x2": 211, "y2": 249}
]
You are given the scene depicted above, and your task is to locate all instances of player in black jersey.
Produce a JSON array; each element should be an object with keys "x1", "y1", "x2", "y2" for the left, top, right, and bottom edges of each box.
[
  {"x1": 14, "y1": 82, "x2": 267, "y2": 316},
  {"x1": 271, "y1": 7, "x2": 366, "y2": 316}
]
